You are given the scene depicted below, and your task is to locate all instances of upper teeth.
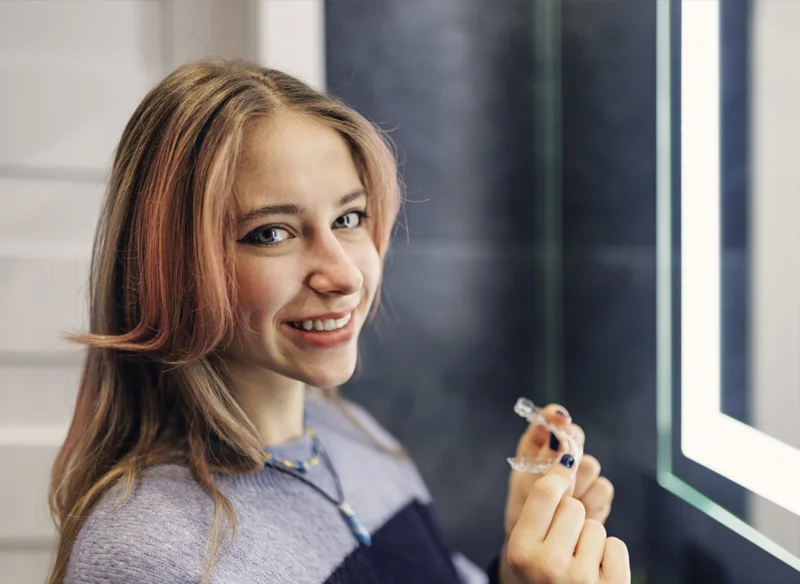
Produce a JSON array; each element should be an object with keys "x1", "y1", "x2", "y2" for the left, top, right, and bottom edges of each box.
[{"x1": 293, "y1": 312, "x2": 352, "y2": 332}]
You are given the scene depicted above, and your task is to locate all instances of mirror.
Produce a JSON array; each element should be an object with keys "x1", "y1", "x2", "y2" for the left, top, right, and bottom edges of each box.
[{"x1": 657, "y1": 0, "x2": 800, "y2": 571}]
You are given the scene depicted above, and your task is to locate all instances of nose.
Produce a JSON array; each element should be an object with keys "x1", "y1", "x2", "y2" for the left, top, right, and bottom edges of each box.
[{"x1": 306, "y1": 232, "x2": 363, "y2": 296}]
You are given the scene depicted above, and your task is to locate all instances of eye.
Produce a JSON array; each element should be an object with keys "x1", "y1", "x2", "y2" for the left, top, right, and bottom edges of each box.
[
  {"x1": 334, "y1": 210, "x2": 367, "y2": 229},
  {"x1": 241, "y1": 225, "x2": 292, "y2": 246}
]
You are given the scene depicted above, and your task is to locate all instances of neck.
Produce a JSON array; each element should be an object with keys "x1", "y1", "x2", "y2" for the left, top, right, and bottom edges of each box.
[{"x1": 221, "y1": 358, "x2": 307, "y2": 446}]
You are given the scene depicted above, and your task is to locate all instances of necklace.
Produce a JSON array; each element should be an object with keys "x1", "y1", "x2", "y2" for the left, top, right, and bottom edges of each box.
[
  {"x1": 263, "y1": 427, "x2": 321, "y2": 473},
  {"x1": 263, "y1": 427, "x2": 372, "y2": 547}
]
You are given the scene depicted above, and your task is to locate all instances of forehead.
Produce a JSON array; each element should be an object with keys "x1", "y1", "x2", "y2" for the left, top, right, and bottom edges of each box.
[{"x1": 235, "y1": 111, "x2": 362, "y2": 210}]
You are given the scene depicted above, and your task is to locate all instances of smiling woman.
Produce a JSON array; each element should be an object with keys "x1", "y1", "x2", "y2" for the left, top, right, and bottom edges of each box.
[
  {"x1": 45, "y1": 58, "x2": 627, "y2": 584},
  {"x1": 221, "y1": 112, "x2": 382, "y2": 440}
]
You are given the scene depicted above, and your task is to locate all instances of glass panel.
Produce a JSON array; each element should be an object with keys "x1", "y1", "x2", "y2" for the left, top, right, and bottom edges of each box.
[
  {"x1": 657, "y1": 0, "x2": 800, "y2": 572},
  {"x1": 533, "y1": 0, "x2": 563, "y2": 405}
]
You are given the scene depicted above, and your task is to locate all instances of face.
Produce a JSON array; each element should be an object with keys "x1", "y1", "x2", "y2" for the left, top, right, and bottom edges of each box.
[{"x1": 223, "y1": 111, "x2": 381, "y2": 389}]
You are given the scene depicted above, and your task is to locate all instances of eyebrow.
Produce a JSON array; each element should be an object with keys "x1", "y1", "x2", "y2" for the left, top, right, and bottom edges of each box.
[{"x1": 237, "y1": 190, "x2": 367, "y2": 224}]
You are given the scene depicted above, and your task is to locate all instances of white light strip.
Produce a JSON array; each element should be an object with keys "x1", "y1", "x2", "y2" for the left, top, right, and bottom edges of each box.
[
  {"x1": 681, "y1": 0, "x2": 721, "y2": 429},
  {"x1": 681, "y1": 0, "x2": 800, "y2": 517},
  {"x1": 683, "y1": 415, "x2": 800, "y2": 516}
]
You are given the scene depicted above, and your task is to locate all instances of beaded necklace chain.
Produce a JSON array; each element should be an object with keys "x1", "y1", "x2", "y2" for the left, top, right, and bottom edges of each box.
[
  {"x1": 264, "y1": 427, "x2": 322, "y2": 473},
  {"x1": 263, "y1": 424, "x2": 372, "y2": 547}
]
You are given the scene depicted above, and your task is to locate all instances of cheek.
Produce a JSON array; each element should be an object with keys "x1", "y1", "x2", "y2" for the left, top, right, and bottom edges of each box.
[
  {"x1": 233, "y1": 256, "x2": 290, "y2": 320},
  {"x1": 357, "y1": 243, "x2": 382, "y2": 298}
]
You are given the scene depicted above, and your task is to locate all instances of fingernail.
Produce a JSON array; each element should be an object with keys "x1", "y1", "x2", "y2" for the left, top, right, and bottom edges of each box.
[
  {"x1": 555, "y1": 408, "x2": 571, "y2": 421},
  {"x1": 549, "y1": 431, "x2": 561, "y2": 452},
  {"x1": 559, "y1": 453, "x2": 575, "y2": 469}
]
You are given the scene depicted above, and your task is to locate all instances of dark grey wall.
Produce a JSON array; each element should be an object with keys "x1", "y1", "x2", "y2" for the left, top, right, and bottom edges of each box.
[
  {"x1": 557, "y1": 1, "x2": 659, "y2": 579},
  {"x1": 327, "y1": 0, "x2": 544, "y2": 567},
  {"x1": 328, "y1": 0, "x2": 800, "y2": 582},
  {"x1": 720, "y1": 0, "x2": 751, "y2": 427}
]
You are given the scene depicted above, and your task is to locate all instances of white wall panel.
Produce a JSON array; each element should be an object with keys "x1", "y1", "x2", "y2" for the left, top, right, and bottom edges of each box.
[
  {"x1": 0, "y1": 257, "x2": 89, "y2": 354},
  {"x1": 0, "y1": 366, "x2": 81, "y2": 428},
  {"x1": 0, "y1": 550, "x2": 54, "y2": 584},
  {"x1": 0, "y1": 62, "x2": 164, "y2": 171},
  {"x1": 170, "y1": 0, "x2": 255, "y2": 66},
  {"x1": 0, "y1": 1, "x2": 325, "y2": 580},
  {"x1": 0, "y1": 178, "x2": 104, "y2": 246},
  {"x1": 256, "y1": 0, "x2": 325, "y2": 89},
  {"x1": 0, "y1": 1, "x2": 167, "y2": 171},
  {"x1": 0, "y1": 444, "x2": 61, "y2": 540},
  {"x1": 0, "y1": 1, "x2": 165, "y2": 67}
]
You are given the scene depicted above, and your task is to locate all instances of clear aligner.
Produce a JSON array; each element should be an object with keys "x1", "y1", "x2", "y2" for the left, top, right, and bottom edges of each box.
[{"x1": 506, "y1": 398, "x2": 584, "y2": 474}]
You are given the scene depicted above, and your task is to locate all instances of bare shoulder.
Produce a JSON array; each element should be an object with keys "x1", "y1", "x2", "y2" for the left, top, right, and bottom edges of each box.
[{"x1": 66, "y1": 464, "x2": 211, "y2": 584}]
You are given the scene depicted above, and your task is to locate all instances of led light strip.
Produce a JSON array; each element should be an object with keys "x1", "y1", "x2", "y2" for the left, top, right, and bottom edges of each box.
[{"x1": 681, "y1": 0, "x2": 800, "y2": 517}]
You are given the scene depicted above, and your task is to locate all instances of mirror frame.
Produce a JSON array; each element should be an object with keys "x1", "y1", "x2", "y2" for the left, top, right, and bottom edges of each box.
[{"x1": 656, "y1": 0, "x2": 800, "y2": 571}]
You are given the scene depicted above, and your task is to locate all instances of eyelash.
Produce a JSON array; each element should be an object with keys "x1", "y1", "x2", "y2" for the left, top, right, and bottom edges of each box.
[{"x1": 241, "y1": 210, "x2": 370, "y2": 247}]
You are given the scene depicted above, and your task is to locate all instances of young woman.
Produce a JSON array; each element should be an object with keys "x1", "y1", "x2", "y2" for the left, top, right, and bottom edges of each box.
[{"x1": 47, "y1": 59, "x2": 628, "y2": 584}]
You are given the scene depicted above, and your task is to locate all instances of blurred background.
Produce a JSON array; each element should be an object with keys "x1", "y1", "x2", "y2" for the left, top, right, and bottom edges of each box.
[{"x1": 2, "y1": 1, "x2": 799, "y2": 583}]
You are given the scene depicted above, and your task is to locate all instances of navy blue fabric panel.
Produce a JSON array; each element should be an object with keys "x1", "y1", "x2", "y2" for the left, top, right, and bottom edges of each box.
[{"x1": 325, "y1": 500, "x2": 463, "y2": 584}]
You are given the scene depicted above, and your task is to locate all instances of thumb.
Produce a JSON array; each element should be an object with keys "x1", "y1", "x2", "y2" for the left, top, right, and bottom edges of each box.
[
  {"x1": 537, "y1": 452, "x2": 578, "y2": 500},
  {"x1": 510, "y1": 451, "x2": 581, "y2": 544},
  {"x1": 505, "y1": 424, "x2": 579, "y2": 538},
  {"x1": 544, "y1": 451, "x2": 579, "y2": 499}
]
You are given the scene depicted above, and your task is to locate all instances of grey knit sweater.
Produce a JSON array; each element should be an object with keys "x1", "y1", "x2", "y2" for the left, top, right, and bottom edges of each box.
[{"x1": 65, "y1": 395, "x2": 490, "y2": 583}]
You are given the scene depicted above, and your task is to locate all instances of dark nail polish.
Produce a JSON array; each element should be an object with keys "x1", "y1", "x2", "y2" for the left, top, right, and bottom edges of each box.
[
  {"x1": 555, "y1": 408, "x2": 570, "y2": 420},
  {"x1": 549, "y1": 431, "x2": 561, "y2": 452},
  {"x1": 559, "y1": 453, "x2": 575, "y2": 469}
]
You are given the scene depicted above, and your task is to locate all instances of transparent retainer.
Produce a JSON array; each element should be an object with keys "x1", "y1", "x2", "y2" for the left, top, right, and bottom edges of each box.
[{"x1": 506, "y1": 398, "x2": 584, "y2": 474}]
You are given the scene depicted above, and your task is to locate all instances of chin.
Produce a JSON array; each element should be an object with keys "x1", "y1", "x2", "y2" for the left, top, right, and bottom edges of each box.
[
  {"x1": 301, "y1": 368, "x2": 356, "y2": 390},
  {"x1": 295, "y1": 355, "x2": 359, "y2": 389}
]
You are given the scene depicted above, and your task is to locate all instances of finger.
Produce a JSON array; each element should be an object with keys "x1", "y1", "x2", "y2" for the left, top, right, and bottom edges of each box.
[
  {"x1": 574, "y1": 519, "x2": 606, "y2": 580},
  {"x1": 513, "y1": 452, "x2": 579, "y2": 543},
  {"x1": 601, "y1": 537, "x2": 631, "y2": 583},
  {"x1": 535, "y1": 420, "x2": 584, "y2": 453},
  {"x1": 515, "y1": 422, "x2": 545, "y2": 460},
  {"x1": 543, "y1": 422, "x2": 582, "y2": 456},
  {"x1": 569, "y1": 422, "x2": 586, "y2": 450},
  {"x1": 516, "y1": 404, "x2": 573, "y2": 458},
  {"x1": 542, "y1": 403, "x2": 572, "y2": 425},
  {"x1": 544, "y1": 497, "x2": 585, "y2": 550},
  {"x1": 590, "y1": 505, "x2": 612, "y2": 525},
  {"x1": 574, "y1": 454, "x2": 602, "y2": 499},
  {"x1": 580, "y1": 477, "x2": 615, "y2": 522}
]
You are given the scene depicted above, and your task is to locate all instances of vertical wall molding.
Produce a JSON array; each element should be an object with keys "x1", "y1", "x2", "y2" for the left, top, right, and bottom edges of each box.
[{"x1": 254, "y1": 0, "x2": 325, "y2": 89}]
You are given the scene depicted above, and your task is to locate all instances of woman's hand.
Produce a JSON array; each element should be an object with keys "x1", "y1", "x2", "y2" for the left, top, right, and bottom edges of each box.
[
  {"x1": 499, "y1": 454, "x2": 630, "y2": 584},
  {"x1": 504, "y1": 405, "x2": 614, "y2": 538},
  {"x1": 573, "y1": 451, "x2": 614, "y2": 525}
]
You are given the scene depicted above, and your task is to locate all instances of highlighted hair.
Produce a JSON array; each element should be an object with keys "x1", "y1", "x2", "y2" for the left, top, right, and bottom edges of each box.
[{"x1": 46, "y1": 59, "x2": 401, "y2": 584}]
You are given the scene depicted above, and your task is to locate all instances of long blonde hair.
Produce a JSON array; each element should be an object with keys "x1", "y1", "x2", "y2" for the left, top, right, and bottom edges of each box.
[{"x1": 46, "y1": 58, "x2": 402, "y2": 584}]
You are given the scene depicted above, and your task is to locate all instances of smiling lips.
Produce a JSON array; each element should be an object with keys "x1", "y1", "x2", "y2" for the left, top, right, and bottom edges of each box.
[
  {"x1": 288, "y1": 312, "x2": 352, "y2": 332},
  {"x1": 283, "y1": 309, "x2": 357, "y2": 348}
]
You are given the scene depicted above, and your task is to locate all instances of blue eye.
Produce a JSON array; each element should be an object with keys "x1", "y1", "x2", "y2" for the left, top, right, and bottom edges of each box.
[
  {"x1": 243, "y1": 226, "x2": 292, "y2": 246},
  {"x1": 335, "y1": 211, "x2": 367, "y2": 229},
  {"x1": 240, "y1": 211, "x2": 367, "y2": 247}
]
